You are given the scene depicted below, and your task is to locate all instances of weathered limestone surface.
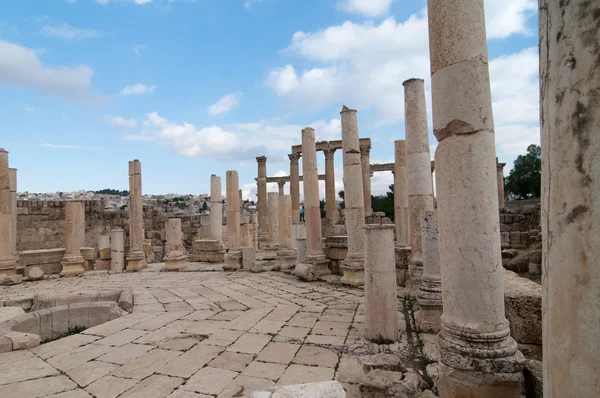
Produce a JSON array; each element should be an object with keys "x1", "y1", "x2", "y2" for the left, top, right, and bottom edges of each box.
[
  {"x1": 364, "y1": 224, "x2": 398, "y2": 342},
  {"x1": 266, "y1": 193, "x2": 279, "y2": 251},
  {"x1": 0, "y1": 149, "x2": 17, "y2": 276},
  {"x1": 110, "y1": 229, "x2": 124, "y2": 273},
  {"x1": 415, "y1": 211, "x2": 442, "y2": 333},
  {"x1": 497, "y1": 159, "x2": 505, "y2": 209},
  {"x1": 126, "y1": 160, "x2": 146, "y2": 272},
  {"x1": 428, "y1": 0, "x2": 524, "y2": 395},
  {"x1": 394, "y1": 140, "x2": 411, "y2": 287},
  {"x1": 277, "y1": 195, "x2": 296, "y2": 270},
  {"x1": 8, "y1": 168, "x2": 17, "y2": 265},
  {"x1": 251, "y1": 381, "x2": 346, "y2": 397},
  {"x1": 404, "y1": 78, "x2": 434, "y2": 295},
  {"x1": 323, "y1": 149, "x2": 337, "y2": 224},
  {"x1": 289, "y1": 153, "x2": 301, "y2": 225},
  {"x1": 503, "y1": 270, "x2": 541, "y2": 347},
  {"x1": 257, "y1": 156, "x2": 269, "y2": 248},
  {"x1": 223, "y1": 170, "x2": 242, "y2": 270},
  {"x1": 163, "y1": 219, "x2": 187, "y2": 271},
  {"x1": 539, "y1": 1, "x2": 600, "y2": 396},
  {"x1": 360, "y1": 143, "x2": 372, "y2": 216},
  {"x1": 295, "y1": 128, "x2": 329, "y2": 278},
  {"x1": 60, "y1": 201, "x2": 85, "y2": 277},
  {"x1": 339, "y1": 106, "x2": 366, "y2": 286},
  {"x1": 210, "y1": 175, "x2": 223, "y2": 242}
]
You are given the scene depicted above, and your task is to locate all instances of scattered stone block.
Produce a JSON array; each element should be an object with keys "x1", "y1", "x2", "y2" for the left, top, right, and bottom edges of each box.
[
  {"x1": 295, "y1": 263, "x2": 318, "y2": 281},
  {"x1": 503, "y1": 270, "x2": 542, "y2": 345},
  {"x1": 360, "y1": 369, "x2": 426, "y2": 398},
  {"x1": 0, "y1": 335, "x2": 12, "y2": 353},
  {"x1": 359, "y1": 354, "x2": 405, "y2": 373},
  {"x1": 26, "y1": 266, "x2": 44, "y2": 281},
  {"x1": 0, "y1": 307, "x2": 26, "y2": 324},
  {"x1": 5, "y1": 331, "x2": 41, "y2": 350},
  {"x1": 0, "y1": 273, "x2": 23, "y2": 285},
  {"x1": 251, "y1": 380, "x2": 346, "y2": 397},
  {"x1": 242, "y1": 247, "x2": 256, "y2": 270},
  {"x1": 118, "y1": 288, "x2": 134, "y2": 312}
]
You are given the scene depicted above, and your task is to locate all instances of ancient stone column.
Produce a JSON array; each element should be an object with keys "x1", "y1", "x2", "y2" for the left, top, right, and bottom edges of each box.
[
  {"x1": 276, "y1": 181, "x2": 284, "y2": 197},
  {"x1": 364, "y1": 224, "x2": 398, "y2": 341},
  {"x1": 9, "y1": 168, "x2": 17, "y2": 261},
  {"x1": 277, "y1": 195, "x2": 296, "y2": 269},
  {"x1": 61, "y1": 200, "x2": 85, "y2": 277},
  {"x1": 394, "y1": 140, "x2": 411, "y2": 286},
  {"x1": 0, "y1": 149, "x2": 17, "y2": 275},
  {"x1": 267, "y1": 192, "x2": 279, "y2": 250},
  {"x1": 188, "y1": 200, "x2": 196, "y2": 216},
  {"x1": 163, "y1": 218, "x2": 188, "y2": 271},
  {"x1": 110, "y1": 229, "x2": 124, "y2": 272},
  {"x1": 223, "y1": 170, "x2": 242, "y2": 270},
  {"x1": 496, "y1": 159, "x2": 506, "y2": 209},
  {"x1": 192, "y1": 175, "x2": 225, "y2": 263},
  {"x1": 295, "y1": 127, "x2": 329, "y2": 277},
  {"x1": 340, "y1": 106, "x2": 366, "y2": 285},
  {"x1": 404, "y1": 78, "x2": 435, "y2": 295},
  {"x1": 289, "y1": 153, "x2": 301, "y2": 225},
  {"x1": 96, "y1": 234, "x2": 112, "y2": 270},
  {"x1": 256, "y1": 156, "x2": 269, "y2": 248},
  {"x1": 360, "y1": 143, "x2": 372, "y2": 215},
  {"x1": 239, "y1": 189, "x2": 243, "y2": 214},
  {"x1": 540, "y1": 1, "x2": 599, "y2": 396},
  {"x1": 415, "y1": 210, "x2": 442, "y2": 332},
  {"x1": 126, "y1": 159, "x2": 146, "y2": 271},
  {"x1": 428, "y1": 0, "x2": 524, "y2": 395},
  {"x1": 323, "y1": 148, "x2": 336, "y2": 221}
]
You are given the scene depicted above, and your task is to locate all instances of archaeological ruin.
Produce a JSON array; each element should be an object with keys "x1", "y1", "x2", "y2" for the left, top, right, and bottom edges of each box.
[{"x1": 0, "y1": 0, "x2": 597, "y2": 397}]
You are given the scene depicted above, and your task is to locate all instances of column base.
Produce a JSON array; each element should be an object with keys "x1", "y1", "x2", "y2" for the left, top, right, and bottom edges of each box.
[
  {"x1": 276, "y1": 249, "x2": 297, "y2": 270},
  {"x1": 258, "y1": 234, "x2": 269, "y2": 250},
  {"x1": 191, "y1": 240, "x2": 225, "y2": 263},
  {"x1": 415, "y1": 307, "x2": 443, "y2": 333},
  {"x1": 223, "y1": 249, "x2": 243, "y2": 271},
  {"x1": 60, "y1": 255, "x2": 85, "y2": 277},
  {"x1": 437, "y1": 365, "x2": 523, "y2": 398},
  {"x1": 126, "y1": 251, "x2": 147, "y2": 272},
  {"x1": 304, "y1": 254, "x2": 330, "y2": 276},
  {"x1": 163, "y1": 254, "x2": 188, "y2": 271},
  {"x1": 416, "y1": 275, "x2": 443, "y2": 332},
  {"x1": 0, "y1": 259, "x2": 18, "y2": 275},
  {"x1": 407, "y1": 259, "x2": 423, "y2": 297},
  {"x1": 340, "y1": 259, "x2": 364, "y2": 286}
]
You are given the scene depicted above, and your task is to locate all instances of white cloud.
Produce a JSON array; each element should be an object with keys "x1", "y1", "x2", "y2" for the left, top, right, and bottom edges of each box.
[
  {"x1": 133, "y1": 44, "x2": 147, "y2": 56},
  {"x1": 42, "y1": 143, "x2": 86, "y2": 149},
  {"x1": 134, "y1": 0, "x2": 152, "y2": 4},
  {"x1": 485, "y1": 0, "x2": 537, "y2": 39},
  {"x1": 338, "y1": 0, "x2": 392, "y2": 17},
  {"x1": 41, "y1": 24, "x2": 103, "y2": 41},
  {"x1": 104, "y1": 115, "x2": 137, "y2": 128},
  {"x1": 0, "y1": 39, "x2": 99, "y2": 103},
  {"x1": 208, "y1": 93, "x2": 241, "y2": 116},
  {"x1": 96, "y1": 0, "x2": 109, "y2": 4},
  {"x1": 119, "y1": 83, "x2": 157, "y2": 96}
]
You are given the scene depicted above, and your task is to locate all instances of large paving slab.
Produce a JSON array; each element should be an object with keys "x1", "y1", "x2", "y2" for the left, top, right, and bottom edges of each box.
[{"x1": 0, "y1": 268, "x2": 419, "y2": 398}]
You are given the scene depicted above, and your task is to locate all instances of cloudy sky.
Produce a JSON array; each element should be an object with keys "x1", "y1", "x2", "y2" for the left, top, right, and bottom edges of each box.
[{"x1": 0, "y1": 0, "x2": 539, "y2": 200}]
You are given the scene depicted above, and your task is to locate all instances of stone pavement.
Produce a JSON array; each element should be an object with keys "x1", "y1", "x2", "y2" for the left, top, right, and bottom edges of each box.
[{"x1": 0, "y1": 268, "x2": 437, "y2": 397}]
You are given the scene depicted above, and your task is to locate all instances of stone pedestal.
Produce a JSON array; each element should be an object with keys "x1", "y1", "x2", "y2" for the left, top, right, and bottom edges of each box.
[
  {"x1": 404, "y1": 78, "x2": 435, "y2": 295},
  {"x1": 163, "y1": 218, "x2": 188, "y2": 271},
  {"x1": 110, "y1": 229, "x2": 124, "y2": 272},
  {"x1": 191, "y1": 240, "x2": 225, "y2": 262},
  {"x1": 193, "y1": 175, "x2": 225, "y2": 262},
  {"x1": 364, "y1": 224, "x2": 398, "y2": 342},
  {"x1": 60, "y1": 201, "x2": 85, "y2": 277},
  {"x1": 340, "y1": 106, "x2": 366, "y2": 286},
  {"x1": 223, "y1": 170, "x2": 242, "y2": 270},
  {"x1": 428, "y1": 0, "x2": 524, "y2": 395},
  {"x1": 277, "y1": 195, "x2": 297, "y2": 270},
  {"x1": 295, "y1": 128, "x2": 330, "y2": 278},
  {"x1": 415, "y1": 211, "x2": 442, "y2": 332},
  {"x1": 289, "y1": 153, "x2": 301, "y2": 225},
  {"x1": 0, "y1": 150, "x2": 17, "y2": 276},
  {"x1": 80, "y1": 247, "x2": 95, "y2": 271},
  {"x1": 540, "y1": 1, "x2": 600, "y2": 396},
  {"x1": 126, "y1": 159, "x2": 146, "y2": 272},
  {"x1": 360, "y1": 144, "x2": 372, "y2": 215},
  {"x1": 96, "y1": 234, "x2": 111, "y2": 270},
  {"x1": 256, "y1": 156, "x2": 269, "y2": 248}
]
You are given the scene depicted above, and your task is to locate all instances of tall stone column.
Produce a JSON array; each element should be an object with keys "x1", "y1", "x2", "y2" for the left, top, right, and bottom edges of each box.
[
  {"x1": 239, "y1": 189, "x2": 243, "y2": 214},
  {"x1": 340, "y1": 106, "x2": 366, "y2": 286},
  {"x1": 295, "y1": 127, "x2": 329, "y2": 277},
  {"x1": 277, "y1": 181, "x2": 285, "y2": 196},
  {"x1": 540, "y1": 1, "x2": 599, "y2": 396},
  {"x1": 61, "y1": 200, "x2": 85, "y2": 277},
  {"x1": 0, "y1": 149, "x2": 17, "y2": 275},
  {"x1": 496, "y1": 159, "x2": 506, "y2": 209},
  {"x1": 9, "y1": 168, "x2": 17, "y2": 262},
  {"x1": 256, "y1": 156, "x2": 269, "y2": 248},
  {"x1": 277, "y1": 195, "x2": 296, "y2": 269},
  {"x1": 289, "y1": 153, "x2": 301, "y2": 225},
  {"x1": 110, "y1": 229, "x2": 124, "y2": 273},
  {"x1": 364, "y1": 224, "x2": 398, "y2": 341},
  {"x1": 394, "y1": 140, "x2": 411, "y2": 287},
  {"x1": 323, "y1": 148, "x2": 336, "y2": 221},
  {"x1": 163, "y1": 218, "x2": 188, "y2": 271},
  {"x1": 360, "y1": 144, "x2": 372, "y2": 215},
  {"x1": 126, "y1": 159, "x2": 146, "y2": 272},
  {"x1": 223, "y1": 170, "x2": 242, "y2": 270},
  {"x1": 428, "y1": 0, "x2": 524, "y2": 395},
  {"x1": 415, "y1": 210, "x2": 442, "y2": 332},
  {"x1": 267, "y1": 192, "x2": 279, "y2": 250},
  {"x1": 188, "y1": 200, "x2": 196, "y2": 216},
  {"x1": 210, "y1": 175, "x2": 223, "y2": 242},
  {"x1": 404, "y1": 78, "x2": 435, "y2": 295}
]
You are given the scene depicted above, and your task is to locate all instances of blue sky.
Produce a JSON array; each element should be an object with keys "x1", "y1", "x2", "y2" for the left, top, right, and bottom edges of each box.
[{"x1": 0, "y1": 0, "x2": 539, "y2": 199}]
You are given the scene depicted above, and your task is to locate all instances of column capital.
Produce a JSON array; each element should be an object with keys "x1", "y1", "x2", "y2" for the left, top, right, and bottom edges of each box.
[
  {"x1": 360, "y1": 144, "x2": 372, "y2": 156},
  {"x1": 277, "y1": 180, "x2": 286, "y2": 189},
  {"x1": 288, "y1": 153, "x2": 301, "y2": 165},
  {"x1": 323, "y1": 148, "x2": 336, "y2": 160},
  {"x1": 256, "y1": 156, "x2": 267, "y2": 166},
  {"x1": 497, "y1": 162, "x2": 506, "y2": 172}
]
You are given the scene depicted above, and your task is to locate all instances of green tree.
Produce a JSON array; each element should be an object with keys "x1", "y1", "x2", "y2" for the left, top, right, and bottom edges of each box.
[
  {"x1": 319, "y1": 199, "x2": 326, "y2": 218},
  {"x1": 338, "y1": 190, "x2": 345, "y2": 209},
  {"x1": 371, "y1": 184, "x2": 395, "y2": 220},
  {"x1": 202, "y1": 202, "x2": 208, "y2": 211},
  {"x1": 505, "y1": 144, "x2": 541, "y2": 199}
]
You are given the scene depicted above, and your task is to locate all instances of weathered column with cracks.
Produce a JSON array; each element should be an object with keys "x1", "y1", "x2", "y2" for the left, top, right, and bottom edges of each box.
[
  {"x1": 277, "y1": 194, "x2": 296, "y2": 269},
  {"x1": 394, "y1": 140, "x2": 411, "y2": 286},
  {"x1": 61, "y1": 200, "x2": 86, "y2": 277},
  {"x1": 0, "y1": 150, "x2": 18, "y2": 276},
  {"x1": 223, "y1": 170, "x2": 242, "y2": 270},
  {"x1": 256, "y1": 156, "x2": 269, "y2": 249},
  {"x1": 126, "y1": 159, "x2": 146, "y2": 272},
  {"x1": 360, "y1": 143, "x2": 372, "y2": 216},
  {"x1": 415, "y1": 210, "x2": 442, "y2": 332}
]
